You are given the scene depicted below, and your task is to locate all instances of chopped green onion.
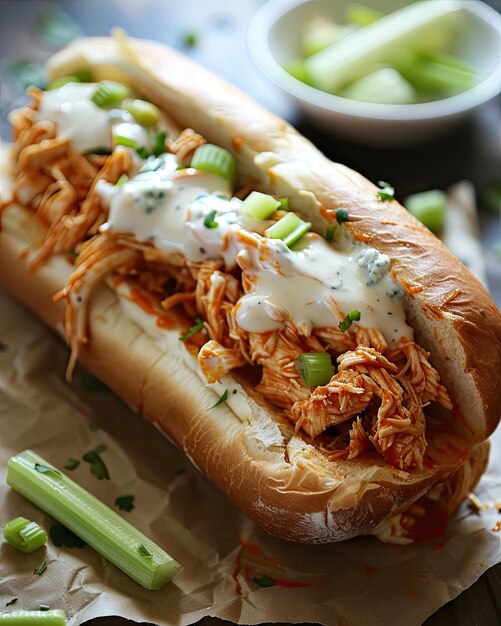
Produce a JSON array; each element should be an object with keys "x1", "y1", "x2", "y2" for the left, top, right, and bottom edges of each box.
[
  {"x1": 339, "y1": 310, "x2": 361, "y2": 332},
  {"x1": 203, "y1": 210, "x2": 219, "y2": 229},
  {"x1": 123, "y1": 99, "x2": 160, "y2": 127},
  {"x1": 336, "y1": 209, "x2": 350, "y2": 224},
  {"x1": 405, "y1": 189, "x2": 446, "y2": 233},
  {"x1": 295, "y1": 353, "x2": 333, "y2": 387},
  {"x1": 3, "y1": 517, "x2": 47, "y2": 553},
  {"x1": 179, "y1": 318, "x2": 204, "y2": 342},
  {"x1": 114, "y1": 135, "x2": 136, "y2": 148},
  {"x1": 325, "y1": 224, "x2": 336, "y2": 242},
  {"x1": 242, "y1": 191, "x2": 280, "y2": 220},
  {"x1": 91, "y1": 81, "x2": 129, "y2": 108},
  {"x1": 376, "y1": 181, "x2": 395, "y2": 202},
  {"x1": 264, "y1": 212, "x2": 312, "y2": 248},
  {"x1": 191, "y1": 144, "x2": 237, "y2": 185},
  {"x1": 7, "y1": 450, "x2": 183, "y2": 590},
  {"x1": 33, "y1": 560, "x2": 47, "y2": 576},
  {"x1": 152, "y1": 131, "x2": 167, "y2": 157},
  {"x1": 252, "y1": 575, "x2": 277, "y2": 588},
  {"x1": 345, "y1": 3, "x2": 384, "y2": 26},
  {"x1": 0, "y1": 610, "x2": 66, "y2": 625},
  {"x1": 63, "y1": 458, "x2": 80, "y2": 471},
  {"x1": 208, "y1": 389, "x2": 228, "y2": 410}
]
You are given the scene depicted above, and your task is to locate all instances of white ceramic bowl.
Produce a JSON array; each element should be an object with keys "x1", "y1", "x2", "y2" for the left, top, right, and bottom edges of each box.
[{"x1": 247, "y1": 0, "x2": 501, "y2": 146}]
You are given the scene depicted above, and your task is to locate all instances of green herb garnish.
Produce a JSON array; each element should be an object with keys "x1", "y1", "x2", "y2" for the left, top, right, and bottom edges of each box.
[
  {"x1": 203, "y1": 210, "x2": 219, "y2": 228},
  {"x1": 138, "y1": 544, "x2": 153, "y2": 558},
  {"x1": 64, "y1": 458, "x2": 80, "y2": 471},
  {"x1": 325, "y1": 224, "x2": 336, "y2": 242},
  {"x1": 49, "y1": 523, "x2": 86, "y2": 549},
  {"x1": 376, "y1": 181, "x2": 395, "y2": 202},
  {"x1": 208, "y1": 389, "x2": 228, "y2": 410},
  {"x1": 33, "y1": 560, "x2": 48, "y2": 576},
  {"x1": 336, "y1": 209, "x2": 350, "y2": 224},
  {"x1": 183, "y1": 32, "x2": 198, "y2": 48},
  {"x1": 82, "y1": 446, "x2": 110, "y2": 480},
  {"x1": 179, "y1": 318, "x2": 204, "y2": 342},
  {"x1": 152, "y1": 131, "x2": 167, "y2": 157},
  {"x1": 338, "y1": 309, "x2": 361, "y2": 332},
  {"x1": 252, "y1": 575, "x2": 276, "y2": 588},
  {"x1": 115, "y1": 495, "x2": 135, "y2": 512}
]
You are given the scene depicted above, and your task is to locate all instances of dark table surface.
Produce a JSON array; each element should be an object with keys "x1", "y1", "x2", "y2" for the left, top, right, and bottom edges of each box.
[{"x1": 0, "y1": 1, "x2": 500, "y2": 625}]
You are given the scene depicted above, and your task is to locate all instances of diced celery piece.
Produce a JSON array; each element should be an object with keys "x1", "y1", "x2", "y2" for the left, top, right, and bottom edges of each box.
[
  {"x1": 405, "y1": 189, "x2": 447, "y2": 233},
  {"x1": 0, "y1": 610, "x2": 66, "y2": 625},
  {"x1": 283, "y1": 60, "x2": 314, "y2": 86},
  {"x1": 340, "y1": 67, "x2": 416, "y2": 103},
  {"x1": 242, "y1": 191, "x2": 280, "y2": 220}
]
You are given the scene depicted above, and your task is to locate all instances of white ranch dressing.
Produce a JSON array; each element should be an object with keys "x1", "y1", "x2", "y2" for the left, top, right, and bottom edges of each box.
[
  {"x1": 38, "y1": 83, "x2": 112, "y2": 153},
  {"x1": 97, "y1": 155, "x2": 412, "y2": 345},
  {"x1": 37, "y1": 82, "x2": 156, "y2": 155}
]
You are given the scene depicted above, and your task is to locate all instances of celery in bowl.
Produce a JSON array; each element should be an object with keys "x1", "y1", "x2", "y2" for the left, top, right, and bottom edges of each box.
[{"x1": 247, "y1": 0, "x2": 501, "y2": 146}]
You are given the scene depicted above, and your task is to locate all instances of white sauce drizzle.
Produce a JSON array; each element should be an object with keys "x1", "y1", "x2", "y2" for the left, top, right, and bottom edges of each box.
[
  {"x1": 97, "y1": 154, "x2": 413, "y2": 345},
  {"x1": 37, "y1": 82, "x2": 156, "y2": 155}
]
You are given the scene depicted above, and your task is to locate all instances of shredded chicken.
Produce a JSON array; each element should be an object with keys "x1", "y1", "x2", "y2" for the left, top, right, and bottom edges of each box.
[
  {"x1": 198, "y1": 339, "x2": 246, "y2": 383},
  {"x1": 5, "y1": 89, "x2": 132, "y2": 268},
  {"x1": 167, "y1": 128, "x2": 206, "y2": 166}
]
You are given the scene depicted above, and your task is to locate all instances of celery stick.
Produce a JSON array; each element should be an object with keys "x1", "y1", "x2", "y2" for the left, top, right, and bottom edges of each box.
[
  {"x1": 340, "y1": 68, "x2": 416, "y2": 104},
  {"x1": 395, "y1": 50, "x2": 476, "y2": 95},
  {"x1": 0, "y1": 611, "x2": 65, "y2": 625},
  {"x1": 306, "y1": 1, "x2": 465, "y2": 93},
  {"x1": 7, "y1": 450, "x2": 183, "y2": 590}
]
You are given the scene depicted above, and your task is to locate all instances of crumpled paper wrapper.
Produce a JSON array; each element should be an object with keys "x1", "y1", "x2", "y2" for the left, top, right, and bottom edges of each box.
[{"x1": 0, "y1": 184, "x2": 500, "y2": 626}]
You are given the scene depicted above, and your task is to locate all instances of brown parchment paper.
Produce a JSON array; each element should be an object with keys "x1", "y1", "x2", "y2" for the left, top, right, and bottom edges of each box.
[{"x1": 0, "y1": 186, "x2": 500, "y2": 626}]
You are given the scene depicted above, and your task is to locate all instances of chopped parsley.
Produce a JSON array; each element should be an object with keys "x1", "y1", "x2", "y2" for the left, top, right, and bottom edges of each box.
[
  {"x1": 203, "y1": 209, "x2": 219, "y2": 228},
  {"x1": 376, "y1": 180, "x2": 395, "y2": 202},
  {"x1": 5, "y1": 598, "x2": 18, "y2": 607},
  {"x1": 34, "y1": 463, "x2": 62, "y2": 478},
  {"x1": 138, "y1": 544, "x2": 152, "y2": 558},
  {"x1": 179, "y1": 318, "x2": 204, "y2": 342},
  {"x1": 33, "y1": 560, "x2": 48, "y2": 576},
  {"x1": 338, "y1": 309, "x2": 361, "y2": 332},
  {"x1": 115, "y1": 495, "x2": 135, "y2": 512},
  {"x1": 49, "y1": 524, "x2": 86, "y2": 549},
  {"x1": 335, "y1": 209, "x2": 350, "y2": 225},
  {"x1": 208, "y1": 389, "x2": 228, "y2": 410},
  {"x1": 325, "y1": 224, "x2": 336, "y2": 242},
  {"x1": 183, "y1": 32, "x2": 198, "y2": 48},
  {"x1": 252, "y1": 575, "x2": 276, "y2": 588},
  {"x1": 64, "y1": 458, "x2": 80, "y2": 471},
  {"x1": 82, "y1": 445, "x2": 110, "y2": 480}
]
